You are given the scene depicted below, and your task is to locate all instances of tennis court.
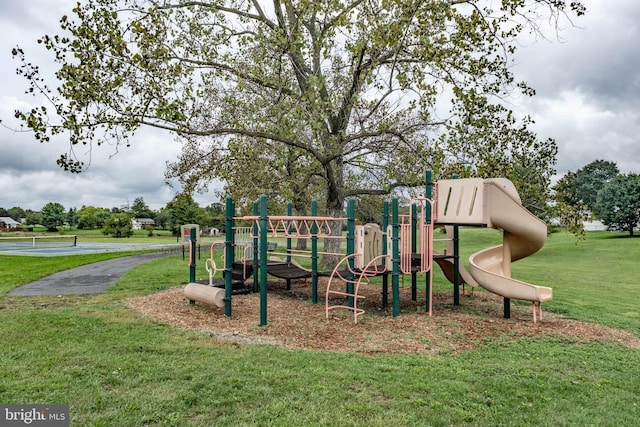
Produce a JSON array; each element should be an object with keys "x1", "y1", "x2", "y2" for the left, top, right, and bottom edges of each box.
[{"x1": 0, "y1": 235, "x2": 182, "y2": 257}]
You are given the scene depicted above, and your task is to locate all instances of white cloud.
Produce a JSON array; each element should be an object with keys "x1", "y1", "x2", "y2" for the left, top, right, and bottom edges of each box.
[
  {"x1": 1, "y1": 0, "x2": 639, "y2": 212},
  {"x1": 509, "y1": 0, "x2": 640, "y2": 176},
  {"x1": 0, "y1": 0, "x2": 220, "y2": 211},
  {"x1": 532, "y1": 90, "x2": 640, "y2": 173},
  {"x1": 519, "y1": 89, "x2": 640, "y2": 176}
]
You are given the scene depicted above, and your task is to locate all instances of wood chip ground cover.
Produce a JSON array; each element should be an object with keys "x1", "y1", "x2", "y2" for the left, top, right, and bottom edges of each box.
[{"x1": 127, "y1": 278, "x2": 640, "y2": 355}]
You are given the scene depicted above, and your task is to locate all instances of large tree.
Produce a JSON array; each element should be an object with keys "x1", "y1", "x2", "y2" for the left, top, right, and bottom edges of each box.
[
  {"x1": 40, "y1": 202, "x2": 66, "y2": 231},
  {"x1": 25, "y1": 210, "x2": 42, "y2": 226},
  {"x1": 553, "y1": 159, "x2": 619, "y2": 235},
  {"x1": 102, "y1": 212, "x2": 134, "y2": 237},
  {"x1": 77, "y1": 205, "x2": 111, "y2": 229},
  {"x1": 555, "y1": 160, "x2": 620, "y2": 212},
  {"x1": 164, "y1": 193, "x2": 209, "y2": 235},
  {"x1": 66, "y1": 207, "x2": 78, "y2": 227},
  {"x1": 8, "y1": 207, "x2": 26, "y2": 222},
  {"x1": 593, "y1": 174, "x2": 640, "y2": 237},
  {"x1": 13, "y1": 1, "x2": 584, "y2": 244},
  {"x1": 130, "y1": 197, "x2": 156, "y2": 218}
]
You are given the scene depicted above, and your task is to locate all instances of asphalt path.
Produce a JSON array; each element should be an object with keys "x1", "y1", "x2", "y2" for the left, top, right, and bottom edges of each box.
[{"x1": 8, "y1": 252, "x2": 173, "y2": 296}]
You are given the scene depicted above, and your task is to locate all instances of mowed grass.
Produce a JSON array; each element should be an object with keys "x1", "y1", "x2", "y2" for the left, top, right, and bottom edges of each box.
[
  {"x1": 452, "y1": 228, "x2": 640, "y2": 335},
  {"x1": 0, "y1": 230, "x2": 639, "y2": 426}
]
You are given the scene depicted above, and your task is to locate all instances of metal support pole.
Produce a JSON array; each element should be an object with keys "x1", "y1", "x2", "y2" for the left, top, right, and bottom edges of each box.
[
  {"x1": 382, "y1": 200, "x2": 389, "y2": 308},
  {"x1": 391, "y1": 197, "x2": 400, "y2": 317},
  {"x1": 188, "y1": 227, "x2": 197, "y2": 305},
  {"x1": 452, "y1": 173, "x2": 460, "y2": 306},
  {"x1": 504, "y1": 298, "x2": 511, "y2": 319},
  {"x1": 453, "y1": 225, "x2": 460, "y2": 306},
  {"x1": 346, "y1": 198, "x2": 356, "y2": 308},
  {"x1": 259, "y1": 195, "x2": 268, "y2": 326},
  {"x1": 425, "y1": 169, "x2": 433, "y2": 313},
  {"x1": 189, "y1": 227, "x2": 197, "y2": 283},
  {"x1": 224, "y1": 197, "x2": 235, "y2": 317},
  {"x1": 252, "y1": 200, "x2": 259, "y2": 293}
]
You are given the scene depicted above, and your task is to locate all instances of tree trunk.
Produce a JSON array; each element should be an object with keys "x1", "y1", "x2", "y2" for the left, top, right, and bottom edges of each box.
[
  {"x1": 321, "y1": 194, "x2": 345, "y2": 269},
  {"x1": 296, "y1": 218, "x2": 308, "y2": 251},
  {"x1": 292, "y1": 191, "x2": 310, "y2": 251},
  {"x1": 320, "y1": 150, "x2": 346, "y2": 269}
]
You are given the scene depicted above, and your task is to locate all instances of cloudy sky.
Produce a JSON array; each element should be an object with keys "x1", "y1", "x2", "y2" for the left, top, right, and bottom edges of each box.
[{"x1": 1, "y1": 1, "x2": 639, "y2": 212}]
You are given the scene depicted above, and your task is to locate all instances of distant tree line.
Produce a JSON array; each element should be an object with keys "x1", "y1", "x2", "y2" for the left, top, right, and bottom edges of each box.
[
  {"x1": 5, "y1": 160, "x2": 639, "y2": 238},
  {"x1": 0, "y1": 195, "x2": 225, "y2": 238},
  {"x1": 553, "y1": 160, "x2": 640, "y2": 236}
]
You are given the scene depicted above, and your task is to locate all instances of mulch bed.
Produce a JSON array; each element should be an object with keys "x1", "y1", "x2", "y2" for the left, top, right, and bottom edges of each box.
[{"x1": 127, "y1": 277, "x2": 640, "y2": 356}]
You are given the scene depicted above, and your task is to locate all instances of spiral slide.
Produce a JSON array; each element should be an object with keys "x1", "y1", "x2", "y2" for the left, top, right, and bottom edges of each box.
[
  {"x1": 436, "y1": 178, "x2": 552, "y2": 322},
  {"x1": 469, "y1": 179, "x2": 552, "y2": 321}
]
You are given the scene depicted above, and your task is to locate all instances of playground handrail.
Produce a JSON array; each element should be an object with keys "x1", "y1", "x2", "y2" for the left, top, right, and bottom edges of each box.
[{"x1": 205, "y1": 242, "x2": 225, "y2": 285}]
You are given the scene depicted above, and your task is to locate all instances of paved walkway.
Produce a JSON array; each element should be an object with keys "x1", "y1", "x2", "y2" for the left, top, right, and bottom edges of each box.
[{"x1": 8, "y1": 252, "x2": 173, "y2": 296}]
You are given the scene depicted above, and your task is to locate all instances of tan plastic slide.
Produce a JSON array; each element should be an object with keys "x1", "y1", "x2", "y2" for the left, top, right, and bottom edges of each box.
[{"x1": 467, "y1": 178, "x2": 552, "y2": 321}]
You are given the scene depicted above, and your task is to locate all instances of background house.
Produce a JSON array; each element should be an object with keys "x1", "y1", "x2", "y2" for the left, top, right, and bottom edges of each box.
[
  {"x1": 0, "y1": 217, "x2": 20, "y2": 229},
  {"x1": 131, "y1": 218, "x2": 155, "y2": 230}
]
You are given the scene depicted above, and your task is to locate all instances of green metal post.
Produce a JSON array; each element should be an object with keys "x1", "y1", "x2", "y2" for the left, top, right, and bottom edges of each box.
[
  {"x1": 252, "y1": 200, "x2": 259, "y2": 293},
  {"x1": 311, "y1": 199, "x2": 319, "y2": 304},
  {"x1": 504, "y1": 298, "x2": 511, "y2": 319},
  {"x1": 425, "y1": 169, "x2": 433, "y2": 313},
  {"x1": 259, "y1": 195, "x2": 268, "y2": 326},
  {"x1": 452, "y1": 173, "x2": 460, "y2": 306},
  {"x1": 453, "y1": 226, "x2": 460, "y2": 306},
  {"x1": 187, "y1": 227, "x2": 197, "y2": 305},
  {"x1": 391, "y1": 197, "x2": 400, "y2": 317},
  {"x1": 224, "y1": 197, "x2": 235, "y2": 317},
  {"x1": 346, "y1": 198, "x2": 356, "y2": 308},
  {"x1": 189, "y1": 227, "x2": 197, "y2": 283},
  {"x1": 382, "y1": 200, "x2": 389, "y2": 308}
]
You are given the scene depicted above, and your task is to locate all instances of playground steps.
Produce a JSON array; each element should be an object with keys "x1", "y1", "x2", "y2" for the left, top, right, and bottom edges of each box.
[
  {"x1": 231, "y1": 261, "x2": 252, "y2": 283},
  {"x1": 211, "y1": 262, "x2": 254, "y2": 295}
]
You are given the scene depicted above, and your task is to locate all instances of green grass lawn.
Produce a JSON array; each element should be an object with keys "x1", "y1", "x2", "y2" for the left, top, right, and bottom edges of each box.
[{"x1": 1, "y1": 230, "x2": 639, "y2": 426}]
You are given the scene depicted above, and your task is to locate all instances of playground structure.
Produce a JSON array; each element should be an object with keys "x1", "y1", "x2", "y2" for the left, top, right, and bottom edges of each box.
[{"x1": 185, "y1": 171, "x2": 552, "y2": 325}]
